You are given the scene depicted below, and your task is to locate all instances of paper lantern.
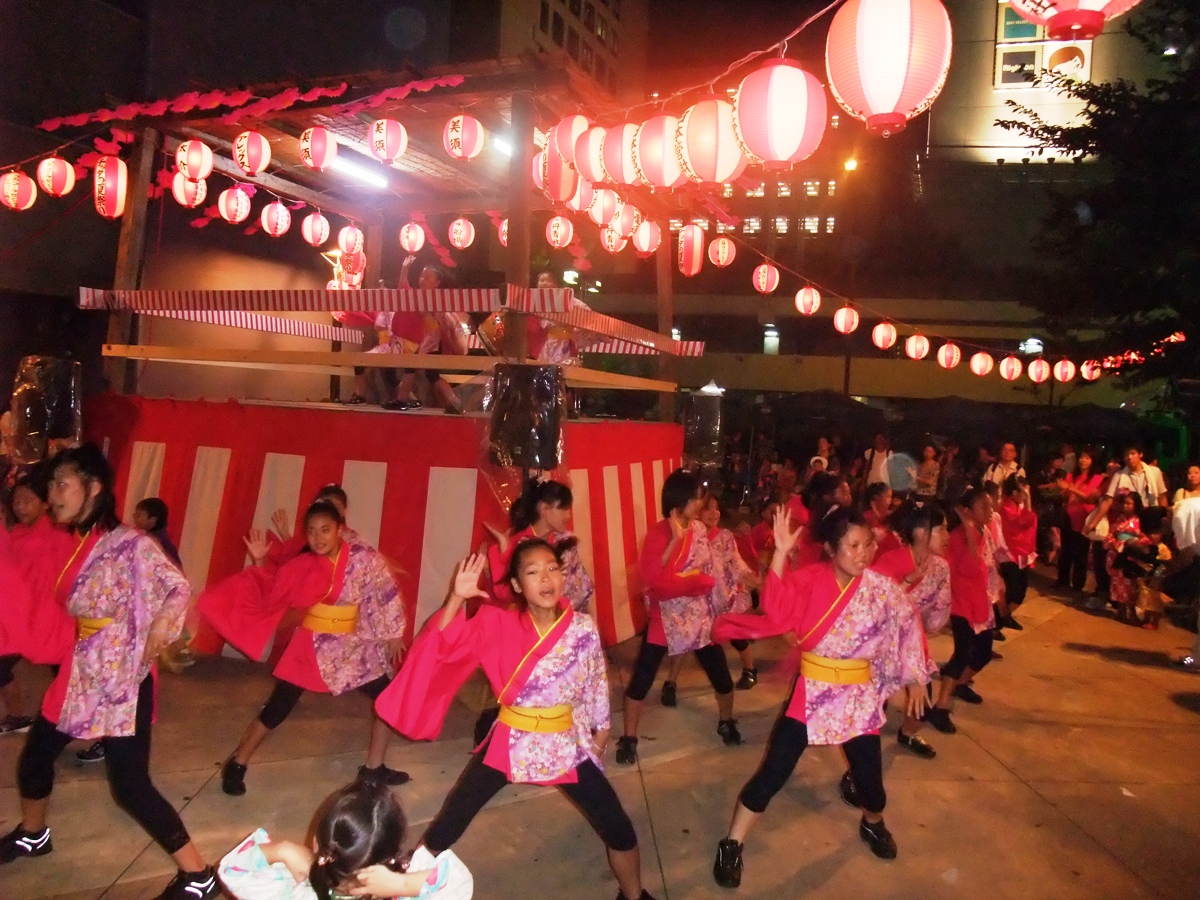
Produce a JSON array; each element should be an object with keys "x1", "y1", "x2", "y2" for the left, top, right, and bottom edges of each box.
[
  {"x1": 233, "y1": 130, "x2": 272, "y2": 175},
  {"x1": 1, "y1": 171, "x2": 37, "y2": 211},
  {"x1": 733, "y1": 59, "x2": 827, "y2": 167},
  {"x1": 93, "y1": 156, "x2": 127, "y2": 219},
  {"x1": 553, "y1": 115, "x2": 591, "y2": 168},
  {"x1": 443, "y1": 114, "x2": 485, "y2": 160},
  {"x1": 872, "y1": 322, "x2": 897, "y2": 350},
  {"x1": 399, "y1": 222, "x2": 425, "y2": 253},
  {"x1": 610, "y1": 204, "x2": 642, "y2": 239},
  {"x1": 299, "y1": 126, "x2": 338, "y2": 170},
  {"x1": 302, "y1": 212, "x2": 330, "y2": 247},
  {"x1": 216, "y1": 186, "x2": 250, "y2": 224},
  {"x1": 260, "y1": 201, "x2": 291, "y2": 237},
  {"x1": 171, "y1": 171, "x2": 207, "y2": 208},
  {"x1": 1008, "y1": 0, "x2": 1143, "y2": 40},
  {"x1": 795, "y1": 286, "x2": 821, "y2": 315},
  {"x1": 600, "y1": 226, "x2": 628, "y2": 253},
  {"x1": 1081, "y1": 360, "x2": 1103, "y2": 381},
  {"x1": 1053, "y1": 359, "x2": 1077, "y2": 382},
  {"x1": 36, "y1": 157, "x2": 75, "y2": 197},
  {"x1": 601, "y1": 123, "x2": 640, "y2": 186},
  {"x1": 574, "y1": 126, "x2": 609, "y2": 184},
  {"x1": 708, "y1": 236, "x2": 736, "y2": 268},
  {"x1": 565, "y1": 178, "x2": 595, "y2": 214},
  {"x1": 970, "y1": 352, "x2": 995, "y2": 376},
  {"x1": 542, "y1": 136, "x2": 579, "y2": 202},
  {"x1": 327, "y1": 279, "x2": 345, "y2": 291},
  {"x1": 588, "y1": 188, "x2": 620, "y2": 226},
  {"x1": 175, "y1": 139, "x2": 213, "y2": 181},
  {"x1": 906, "y1": 334, "x2": 931, "y2": 360},
  {"x1": 498, "y1": 218, "x2": 509, "y2": 247},
  {"x1": 678, "y1": 224, "x2": 705, "y2": 276},
  {"x1": 833, "y1": 306, "x2": 860, "y2": 334},
  {"x1": 344, "y1": 249, "x2": 366, "y2": 276},
  {"x1": 546, "y1": 215, "x2": 574, "y2": 249},
  {"x1": 825, "y1": 0, "x2": 953, "y2": 137},
  {"x1": 531, "y1": 150, "x2": 546, "y2": 191},
  {"x1": 449, "y1": 217, "x2": 475, "y2": 249},
  {"x1": 338, "y1": 225, "x2": 364, "y2": 254},
  {"x1": 345, "y1": 269, "x2": 364, "y2": 288},
  {"x1": 632, "y1": 115, "x2": 686, "y2": 189},
  {"x1": 937, "y1": 342, "x2": 962, "y2": 369},
  {"x1": 1028, "y1": 359, "x2": 1051, "y2": 384},
  {"x1": 752, "y1": 263, "x2": 780, "y2": 294},
  {"x1": 999, "y1": 356, "x2": 1023, "y2": 381},
  {"x1": 677, "y1": 96, "x2": 748, "y2": 184},
  {"x1": 632, "y1": 220, "x2": 661, "y2": 254},
  {"x1": 369, "y1": 118, "x2": 408, "y2": 163}
]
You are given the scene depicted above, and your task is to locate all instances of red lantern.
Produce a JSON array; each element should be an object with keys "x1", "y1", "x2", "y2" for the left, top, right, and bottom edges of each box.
[
  {"x1": 677, "y1": 96, "x2": 748, "y2": 184},
  {"x1": 610, "y1": 204, "x2": 642, "y2": 239},
  {"x1": 872, "y1": 322, "x2": 897, "y2": 350},
  {"x1": 338, "y1": 225, "x2": 364, "y2": 254},
  {"x1": 93, "y1": 156, "x2": 127, "y2": 219},
  {"x1": 708, "y1": 236, "x2": 737, "y2": 268},
  {"x1": 834, "y1": 306, "x2": 860, "y2": 334},
  {"x1": 906, "y1": 334, "x2": 930, "y2": 360},
  {"x1": 1081, "y1": 360, "x2": 1103, "y2": 381},
  {"x1": 1054, "y1": 359, "x2": 1077, "y2": 382},
  {"x1": 260, "y1": 201, "x2": 291, "y2": 237},
  {"x1": 795, "y1": 286, "x2": 821, "y2": 315},
  {"x1": 1028, "y1": 359, "x2": 1051, "y2": 384},
  {"x1": 542, "y1": 136, "x2": 579, "y2": 202},
  {"x1": 678, "y1": 224, "x2": 705, "y2": 276},
  {"x1": 443, "y1": 114, "x2": 485, "y2": 160},
  {"x1": 937, "y1": 342, "x2": 962, "y2": 369},
  {"x1": 369, "y1": 118, "x2": 408, "y2": 163},
  {"x1": 574, "y1": 126, "x2": 609, "y2": 184},
  {"x1": 632, "y1": 220, "x2": 661, "y2": 254},
  {"x1": 633, "y1": 115, "x2": 687, "y2": 188},
  {"x1": 546, "y1": 215, "x2": 574, "y2": 249},
  {"x1": 970, "y1": 352, "x2": 995, "y2": 377},
  {"x1": 175, "y1": 140, "x2": 213, "y2": 181},
  {"x1": 1008, "y1": 0, "x2": 1143, "y2": 40},
  {"x1": 531, "y1": 150, "x2": 546, "y2": 191},
  {"x1": 565, "y1": 178, "x2": 595, "y2": 214},
  {"x1": 588, "y1": 188, "x2": 620, "y2": 226},
  {"x1": 36, "y1": 157, "x2": 75, "y2": 197},
  {"x1": 449, "y1": 217, "x2": 475, "y2": 249},
  {"x1": 233, "y1": 130, "x2": 272, "y2": 175},
  {"x1": 733, "y1": 60, "x2": 827, "y2": 167},
  {"x1": 600, "y1": 226, "x2": 628, "y2": 253},
  {"x1": 498, "y1": 218, "x2": 509, "y2": 247},
  {"x1": 299, "y1": 126, "x2": 338, "y2": 171},
  {"x1": 344, "y1": 250, "x2": 366, "y2": 276},
  {"x1": 753, "y1": 263, "x2": 780, "y2": 294},
  {"x1": 602, "y1": 123, "x2": 640, "y2": 186},
  {"x1": 399, "y1": 222, "x2": 425, "y2": 253},
  {"x1": 1, "y1": 171, "x2": 37, "y2": 211},
  {"x1": 302, "y1": 212, "x2": 330, "y2": 247},
  {"x1": 999, "y1": 356, "x2": 1023, "y2": 381},
  {"x1": 171, "y1": 171, "x2": 207, "y2": 208},
  {"x1": 216, "y1": 186, "x2": 250, "y2": 224},
  {"x1": 825, "y1": 0, "x2": 953, "y2": 137},
  {"x1": 554, "y1": 115, "x2": 591, "y2": 168}
]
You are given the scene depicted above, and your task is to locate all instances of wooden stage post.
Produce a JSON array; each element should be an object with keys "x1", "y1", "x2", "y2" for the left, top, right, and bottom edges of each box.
[
  {"x1": 656, "y1": 224, "x2": 676, "y2": 422},
  {"x1": 505, "y1": 93, "x2": 534, "y2": 361}
]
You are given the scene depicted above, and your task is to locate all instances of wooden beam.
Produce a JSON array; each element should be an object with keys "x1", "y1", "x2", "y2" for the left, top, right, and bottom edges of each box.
[
  {"x1": 505, "y1": 93, "x2": 535, "y2": 361},
  {"x1": 655, "y1": 224, "x2": 676, "y2": 421}
]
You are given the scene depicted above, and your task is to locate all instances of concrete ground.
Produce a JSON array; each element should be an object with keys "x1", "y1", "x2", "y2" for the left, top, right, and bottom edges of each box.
[{"x1": 3, "y1": 575, "x2": 1200, "y2": 900}]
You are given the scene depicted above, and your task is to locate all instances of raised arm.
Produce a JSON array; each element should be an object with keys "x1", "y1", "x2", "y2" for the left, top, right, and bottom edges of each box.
[{"x1": 438, "y1": 554, "x2": 490, "y2": 630}]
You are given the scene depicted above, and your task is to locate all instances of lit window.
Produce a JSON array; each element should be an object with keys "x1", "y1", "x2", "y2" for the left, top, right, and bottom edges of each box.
[
  {"x1": 825, "y1": 217, "x2": 836, "y2": 234},
  {"x1": 804, "y1": 217, "x2": 820, "y2": 234},
  {"x1": 671, "y1": 327, "x2": 681, "y2": 341},
  {"x1": 763, "y1": 327, "x2": 780, "y2": 355},
  {"x1": 692, "y1": 218, "x2": 709, "y2": 230},
  {"x1": 596, "y1": 15, "x2": 608, "y2": 40},
  {"x1": 777, "y1": 182, "x2": 791, "y2": 198},
  {"x1": 826, "y1": 180, "x2": 837, "y2": 197},
  {"x1": 746, "y1": 183, "x2": 765, "y2": 198},
  {"x1": 804, "y1": 180, "x2": 820, "y2": 197},
  {"x1": 715, "y1": 221, "x2": 731, "y2": 233},
  {"x1": 721, "y1": 183, "x2": 733, "y2": 198},
  {"x1": 831, "y1": 114, "x2": 840, "y2": 129},
  {"x1": 773, "y1": 217, "x2": 789, "y2": 234},
  {"x1": 668, "y1": 218, "x2": 683, "y2": 232},
  {"x1": 743, "y1": 217, "x2": 762, "y2": 235}
]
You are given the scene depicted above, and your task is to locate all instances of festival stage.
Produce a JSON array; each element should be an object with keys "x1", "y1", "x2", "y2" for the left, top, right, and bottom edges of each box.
[{"x1": 84, "y1": 394, "x2": 681, "y2": 647}]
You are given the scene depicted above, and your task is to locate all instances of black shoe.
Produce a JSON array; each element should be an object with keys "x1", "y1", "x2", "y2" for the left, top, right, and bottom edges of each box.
[
  {"x1": 991, "y1": 651, "x2": 1004, "y2": 661},
  {"x1": 713, "y1": 838, "x2": 743, "y2": 888},
  {"x1": 953, "y1": 684, "x2": 983, "y2": 705},
  {"x1": 342, "y1": 394, "x2": 367, "y2": 405},
  {"x1": 859, "y1": 817, "x2": 897, "y2": 860},
  {"x1": 718, "y1": 718, "x2": 742, "y2": 746},
  {"x1": 221, "y1": 758, "x2": 247, "y2": 796},
  {"x1": 156, "y1": 867, "x2": 219, "y2": 900},
  {"x1": 993, "y1": 629, "x2": 1007, "y2": 642},
  {"x1": 76, "y1": 740, "x2": 105, "y2": 762},
  {"x1": 925, "y1": 707, "x2": 957, "y2": 734},
  {"x1": 897, "y1": 731, "x2": 937, "y2": 759},
  {"x1": 615, "y1": 735, "x2": 638, "y2": 766},
  {"x1": 0, "y1": 825, "x2": 52, "y2": 864},
  {"x1": 735, "y1": 668, "x2": 758, "y2": 690},
  {"x1": 358, "y1": 764, "x2": 411, "y2": 786},
  {"x1": 838, "y1": 770, "x2": 860, "y2": 808},
  {"x1": 382, "y1": 398, "x2": 422, "y2": 411},
  {"x1": 0, "y1": 715, "x2": 34, "y2": 734},
  {"x1": 1001, "y1": 615, "x2": 1024, "y2": 631},
  {"x1": 616, "y1": 893, "x2": 660, "y2": 900},
  {"x1": 660, "y1": 680, "x2": 677, "y2": 707}
]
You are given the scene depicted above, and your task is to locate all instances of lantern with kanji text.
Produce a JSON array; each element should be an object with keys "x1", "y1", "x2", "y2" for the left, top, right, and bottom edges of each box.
[
  {"x1": 795, "y1": 286, "x2": 821, "y2": 315},
  {"x1": 872, "y1": 322, "x2": 897, "y2": 350},
  {"x1": 299, "y1": 127, "x2": 338, "y2": 171},
  {"x1": 234, "y1": 130, "x2": 272, "y2": 175},
  {"x1": 93, "y1": 156, "x2": 128, "y2": 219},
  {"x1": 369, "y1": 118, "x2": 408, "y2": 163},
  {"x1": 937, "y1": 343, "x2": 962, "y2": 369},
  {"x1": 1, "y1": 171, "x2": 37, "y2": 211},
  {"x1": 708, "y1": 236, "x2": 736, "y2": 268},
  {"x1": 261, "y1": 201, "x2": 291, "y2": 237},
  {"x1": 443, "y1": 114, "x2": 485, "y2": 160},
  {"x1": 546, "y1": 215, "x2": 574, "y2": 249},
  {"x1": 678, "y1": 224, "x2": 705, "y2": 276},
  {"x1": 753, "y1": 263, "x2": 780, "y2": 294},
  {"x1": 176, "y1": 140, "x2": 213, "y2": 181},
  {"x1": 36, "y1": 157, "x2": 74, "y2": 197},
  {"x1": 217, "y1": 186, "x2": 250, "y2": 224},
  {"x1": 834, "y1": 306, "x2": 860, "y2": 334},
  {"x1": 171, "y1": 171, "x2": 207, "y2": 208},
  {"x1": 449, "y1": 217, "x2": 475, "y2": 249},
  {"x1": 906, "y1": 334, "x2": 930, "y2": 360},
  {"x1": 302, "y1": 212, "x2": 330, "y2": 247}
]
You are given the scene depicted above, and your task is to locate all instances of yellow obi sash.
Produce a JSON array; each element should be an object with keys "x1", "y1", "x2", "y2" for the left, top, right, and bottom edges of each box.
[
  {"x1": 497, "y1": 703, "x2": 574, "y2": 733},
  {"x1": 77, "y1": 617, "x2": 114, "y2": 640},
  {"x1": 800, "y1": 652, "x2": 870, "y2": 685},
  {"x1": 302, "y1": 603, "x2": 358, "y2": 634}
]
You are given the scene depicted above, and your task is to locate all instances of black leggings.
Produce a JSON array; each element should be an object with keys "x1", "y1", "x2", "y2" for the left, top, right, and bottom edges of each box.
[
  {"x1": 942, "y1": 615, "x2": 994, "y2": 680},
  {"x1": 17, "y1": 675, "x2": 191, "y2": 854},
  {"x1": 0, "y1": 653, "x2": 19, "y2": 689},
  {"x1": 999, "y1": 561, "x2": 1028, "y2": 606},
  {"x1": 258, "y1": 675, "x2": 391, "y2": 729},
  {"x1": 1058, "y1": 526, "x2": 1091, "y2": 590},
  {"x1": 423, "y1": 747, "x2": 638, "y2": 853},
  {"x1": 739, "y1": 703, "x2": 885, "y2": 814},
  {"x1": 730, "y1": 639, "x2": 751, "y2": 653},
  {"x1": 1091, "y1": 540, "x2": 1111, "y2": 595},
  {"x1": 625, "y1": 640, "x2": 733, "y2": 701}
]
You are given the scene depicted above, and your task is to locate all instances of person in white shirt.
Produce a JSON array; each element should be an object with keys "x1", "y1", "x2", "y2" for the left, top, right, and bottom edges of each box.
[
  {"x1": 862, "y1": 433, "x2": 893, "y2": 488},
  {"x1": 982, "y1": 443, "x2": 1025, "y2": 487},
  {"x1": 1092, "y1": 445, "x2": 1169, "y2": 525}
]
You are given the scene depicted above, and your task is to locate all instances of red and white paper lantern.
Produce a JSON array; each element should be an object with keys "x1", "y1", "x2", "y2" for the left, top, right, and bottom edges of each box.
[
  {"x1": 588, "y1": 188, "x2": 620, "y2": 226},
  {"x1": 175, "y1": 139, "x2": 213, "y2": 181},
  {"x1": 1008, "y1": 0, "x2": 1143, "y2": 40},
  {"x1": 399, "y1": 222, "x2": 425, "y2": 253},
  {"x1": 531, "y1": 150, "x2": 546, "y2": 191},
  {"x1": 299, "y1": 126, "x2": 338, "y2": 171},
  {"x1": 1028, "y1": 358, "x2": 1051, "y2": 384},
  {"x1": 449, "y1": 217, "x2": 475, "y2": 249},
  {"x1": 937, "y1": 342, "x2": 962, "y2": 369},
  {"x1": 36, "y1": 157, "x2": 75, "y2": 197},
  {"x1": 443, "y1": 114, "x2": 485, "y2": 160},
  {"x1": 1081, "y1": 360, "x2": 1103, "y2": 381},
  {"x1": 338, "y1": 225, "x2": 364, "y2": 254},
  {"x1": 542, "y1": 137, "x2": 579, "y2": 202},
  {"x1": 733, "y1": 59, "x2": 827, "y2": 166},
  {"x1": 546, "y1": 215, "x2": 574, "y2": 249},
  {"x1": 217, "y1": 186, "x2": 250, "y2": 224},
  {"x1": 171, "y1": 171, "x2": 207, "y2": 208},
  {"x1": 1, "y1": 171, "x2": 37, "y2": 211},
  {"x1": 369, "y1": 118, "x2": 408, "y2": 163},
  {"x1": 600, "y1": 226, "x2": 627, "y2": 253},
  {"x1": 825, "y1": 0, "x2": 953, "y2": 137},
  {"x1": 498, "y1": 218, "x2": 509, "y2": 247},
  {"x1": 610, "y1": 204, "x2": 642, "y2": 239},
  {"x1": 677, "y1": 96, "x2": 748, "y2": 184},
  {"x1": 93, "y1": 156, "x2": 128, "y2": 219},
  {"x1": 752, "y1": 263, "x2": 781, "y2": 294},
  {"x1": 834, "y1": 306, "x2": 860, "y2": 334},
  {"x1": 1053, "y1": 359, "x2": 1077, "y2": 382},
  {"x1": 260, "y1": 201, "x2": 291, "y2": 237},
  {"x1": 678, "y1": 224, "x2": 705, "y2": 276},
  {"x1": 553, "y1": 115, "x2": 591, "y2": 168},
  {"x1": 574, "y1": 126, "x2": 609, "y2": 184},
  {"x1": 302, "y1": 212, "x2": 330, "y2": 247},
  {"x1": 565, "y1": 178, "x2": 595, "y2": 214},
  {"x1": 905, "y1": 333, "x2": 931, "y2": 360},
  {"x1": 632, "y1": 115, "x2": 687, "y2": 189},
  {"x1": 872, "y1": 322, "x2": 897, "y2": 350},
  {"x1": 970, "y1": 352, "x2": 995, "y2": 377},
  {"x1": 601, "y1": 123, "x2": 640, "y2": 186},
  {"x1": 795, "y1": 286, "x2": 821, "y2": 315},
  {"x1": 999, "y1": 356, "x2": 1024, "y2": 381},
  {"x1": 632, "y1": 220, "x2": 661, "y2": 254},
  {"x1": 708, "y1": 236, "x2": 737, "y2": 268},
  {"x1": 233, "y1": 130, "x2": 272, "y2": 175}
]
